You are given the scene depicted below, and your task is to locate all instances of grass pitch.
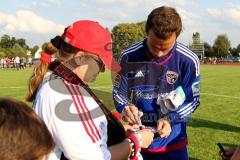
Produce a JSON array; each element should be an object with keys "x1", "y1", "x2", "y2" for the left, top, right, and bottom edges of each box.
[{"x1": 0, "y1": 65, "x2": 240, "y2": 160}]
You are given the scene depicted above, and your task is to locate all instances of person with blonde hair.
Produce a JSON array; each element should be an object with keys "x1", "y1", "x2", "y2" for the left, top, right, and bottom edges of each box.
[{"x1": 26, "y1": 20, "x2": 154, "y2": 160}]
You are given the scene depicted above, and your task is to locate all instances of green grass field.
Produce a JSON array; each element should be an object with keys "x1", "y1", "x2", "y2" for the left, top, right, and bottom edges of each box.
[{"x1": 0, "y1": 65, "x2": 240, "y2": 160}]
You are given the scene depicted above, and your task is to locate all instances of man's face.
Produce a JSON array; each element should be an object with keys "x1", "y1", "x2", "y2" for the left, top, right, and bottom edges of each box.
[{"x1": 147, "y1": 30, "x2": 177, "y2": 57}]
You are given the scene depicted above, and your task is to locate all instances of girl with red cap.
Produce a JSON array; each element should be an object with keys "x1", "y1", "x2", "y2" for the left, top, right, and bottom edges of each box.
[{"x1": 26, "y1": 20, "x2": 154, "y2": 160}]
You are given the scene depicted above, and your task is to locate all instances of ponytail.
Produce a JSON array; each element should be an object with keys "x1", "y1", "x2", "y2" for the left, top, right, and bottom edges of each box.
[{"x1": 26, "y1": 43, "x2": 57, "y2": 102}]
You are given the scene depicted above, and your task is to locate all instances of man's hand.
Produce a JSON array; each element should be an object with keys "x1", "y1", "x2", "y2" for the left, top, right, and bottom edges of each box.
[
  {"x1": 122, "y1": 105, "x2": 142, "y2": 125},
  {"x1": 122, "y1": 105, "x2": 138, "y2": 124},
  {"x1": 137, "y1": 129, "x2": 154, "y2": 148},
  {"x1": 122, "y1": 124, "x2": 141, "y2": 132},
  {"x1": 157, "y1": 117, "x2": 172, "y2": 138}
]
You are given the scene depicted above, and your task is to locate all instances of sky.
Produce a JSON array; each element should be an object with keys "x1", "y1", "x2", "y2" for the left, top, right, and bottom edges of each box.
[{"x1": 0, "y1": 0, "x2": 239, "y2": 48}]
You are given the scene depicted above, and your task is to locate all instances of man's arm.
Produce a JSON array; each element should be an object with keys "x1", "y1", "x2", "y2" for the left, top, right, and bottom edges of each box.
[{"x1": 112, "y1": 54, "x2": 140, "y2": 124}]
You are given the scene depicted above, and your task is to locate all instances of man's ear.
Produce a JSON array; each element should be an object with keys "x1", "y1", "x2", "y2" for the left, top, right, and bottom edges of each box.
[{"x1": 74, "y1": 51, "x2": 85, "y2": 57}]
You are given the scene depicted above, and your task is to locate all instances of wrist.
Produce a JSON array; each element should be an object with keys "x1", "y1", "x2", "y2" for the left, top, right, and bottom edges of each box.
[
  {"x1": 125, "y1": 131, "x2": 142, "y2": 159},
  {"x1": 159, "y1": 115, "x2": 171, "y2": 124},
  {"x1": 124, "y1": 138, "x2": 133, "y2": 157}
]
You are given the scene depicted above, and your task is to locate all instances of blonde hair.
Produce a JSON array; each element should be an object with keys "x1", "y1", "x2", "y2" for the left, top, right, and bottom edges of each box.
[
  {"x1": 26, "y1": 41, "x2": 91, "y2": 102},
  {"x1": 25, "y1": 43, "x2": 57, "y2": 102}
]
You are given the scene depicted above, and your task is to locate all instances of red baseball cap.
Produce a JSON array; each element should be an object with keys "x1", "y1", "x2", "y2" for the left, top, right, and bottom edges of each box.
[{"x1": 55, "y1": 20, "x2": 120, "y2": 72}]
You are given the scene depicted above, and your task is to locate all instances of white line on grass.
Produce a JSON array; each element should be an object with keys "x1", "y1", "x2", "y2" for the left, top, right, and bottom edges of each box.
[
  {"x1": 91, "y1": 86, "x2": 112, "y2": 89},
  {"x1": 0, "y1": 86, "x2": 24, "y2": 89},
  {"x1": 201, "y1": 92, "x2": 240, "y2": 99},
  {"x1": 1, "y1": 86, "x2": 240, "y2": 100},
  {"x1": 91, "y1": 87, "x2": 240, "y2": 100}
]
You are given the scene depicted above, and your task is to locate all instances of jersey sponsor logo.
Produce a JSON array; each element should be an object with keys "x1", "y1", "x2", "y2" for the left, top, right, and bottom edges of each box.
[
  {"x1": 166, "y1": 71, "x2": 178, "y2": 84},
  {"x1": 141, "y1": 112, "x2": 158, "y2": 123},
  {"x1": 192, "y1": 81, "x2": 200, "y2": 96},
  {"x1": 135, "y1": 70, "x2": 144, "y2": 77},
  {"x1": 135, "y1": 91, "x2": 158, "y2": 99}
]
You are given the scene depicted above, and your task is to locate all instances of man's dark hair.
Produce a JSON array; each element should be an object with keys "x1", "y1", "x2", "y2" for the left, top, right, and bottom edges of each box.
[{"x1": 146, "y1": 6, "x2": 182, "y2": 39}]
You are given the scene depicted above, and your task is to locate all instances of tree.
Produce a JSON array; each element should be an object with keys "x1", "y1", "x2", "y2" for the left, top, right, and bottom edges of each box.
[
  {"x1": 12, "y1": 43, "x2": 27, "y2": 58},
  {"x1": 236, "y1": 44, "x2": 240, "y2": 56},
  {"x1": 11, "y1": 37, "x2": 16, "y2": 47},
  {"x1": 0, "y1": 34, "x2": 32, "y2": 58},
  {"x1": 203, "y1": 42, "x2": 214, "y2": 57},
  {"x1": 0, "y1": 34, "x2": 13, "y2": 48},
  {"x1": 111, "y1": 21, "x2": 146, "y2": 58},
  {"x1": 0, "y1": 50, "x2": 5, "y2": 58},
  {"x1": 16, "y1": 38, "x2": 28, "y2": 49},
  {"x1": 213, "y1": 34, "x2": 231, "y2": 57},
  {"x1": 3, "y1": 48, "x2": 15, "y2": 58},
  {"x1": 229, "y1": 47, "x2": 239, "y2": 57}
]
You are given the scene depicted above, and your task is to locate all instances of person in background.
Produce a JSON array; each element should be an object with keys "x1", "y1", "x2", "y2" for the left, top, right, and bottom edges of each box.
[
  {"x1": 28, "y1": 57, "x2": 33, "y2": 67},
  {"x1": 2, "y1": 57, "x2": 6, "y2": 68},
  {"x1": 0, "y1": 98, "x2": 55, "y2": 160},
  {"x1": 19, "y1": 58, "x2": 24, "y2": 69},
  {"x1": 15, "y1": 56, "x2": 20, "y2": 70}
]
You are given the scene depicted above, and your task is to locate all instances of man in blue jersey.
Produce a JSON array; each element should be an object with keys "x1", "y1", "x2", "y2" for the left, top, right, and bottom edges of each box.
[{"x1": 113, "y1": 6, "x2": 200, "y2": 160}]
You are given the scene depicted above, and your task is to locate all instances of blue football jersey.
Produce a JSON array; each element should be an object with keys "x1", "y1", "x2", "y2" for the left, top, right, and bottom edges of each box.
[{"x1": 113, "y1": 39, "x2": 200, "y2": 152}]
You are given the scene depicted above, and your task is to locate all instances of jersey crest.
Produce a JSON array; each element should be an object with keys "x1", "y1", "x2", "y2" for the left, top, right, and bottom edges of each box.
[{"x1": 166, "y1": 70, "x2": 178, "y2": 84}]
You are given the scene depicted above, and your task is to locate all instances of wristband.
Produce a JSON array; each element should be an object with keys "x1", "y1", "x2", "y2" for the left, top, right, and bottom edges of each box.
[{"x1": 125, "y1": 131, "x2": 143, "y2": 160}]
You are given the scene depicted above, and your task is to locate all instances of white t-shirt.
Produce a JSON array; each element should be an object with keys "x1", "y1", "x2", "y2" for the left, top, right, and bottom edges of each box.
[
  {"x1": 33, "y1": 72, "x2": 111, "y2": 160},
  {"x1": 15, "y1": 56, "x2": 20, "y2": 63}
]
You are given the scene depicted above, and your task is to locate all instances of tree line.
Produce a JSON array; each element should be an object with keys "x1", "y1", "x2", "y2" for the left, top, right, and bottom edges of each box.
[
  {"x1": 0, "y1": 21, "x2": 239, "y2": 58},
  {"x1": 0, "y1": 34, "x2": 39, "y2": 58},
  {"x1": 204, "y1": 35, "x2": 240, "y2": 57},
  {"x1": 111, "y1": 22, "x2": 240, "y2": 58}
]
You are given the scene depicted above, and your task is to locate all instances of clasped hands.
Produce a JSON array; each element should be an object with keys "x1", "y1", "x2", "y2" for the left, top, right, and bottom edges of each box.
[{"x1": 122, "y1": 104, "x2": 172, "y2": 139}]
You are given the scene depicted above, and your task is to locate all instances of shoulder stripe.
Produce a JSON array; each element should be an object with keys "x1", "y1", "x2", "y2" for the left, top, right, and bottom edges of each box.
[
  {"x1": 177, "y1": 43, "x2": 199, "y2": 62},
  {"x1": 71, "y1": 85, "x2": 100, "y2": 142},
  {"x1": 64, "y1": 82, "x2": 98, "y2": 143},
  {"x1": 177, "y1": 43, "x2": 200, "y2": 75},
  {"x1": 68, "y1": 83, "x2": 100, "y2": 142},
  {"x1": 75, "y1": 85, "x2": 101, "y2": 140},
  {"x1": 122, "y1": 44, "x2": 143, "y2": 56},
  {"x1": 176, "y1": 48, "x2": 200, "y2": 76},
  {"x1": 177, "y1": 45, "x2": 199, "y2": 64},
  {"x1": 64, "y1": 82, "x2": 97, "y2": 143},
  {"x1": 119, "y1": 44, "x2": 143, "y2": 62},
  {"x1": 122, "y1": 40, "x2": 144, "y2": 53}
]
